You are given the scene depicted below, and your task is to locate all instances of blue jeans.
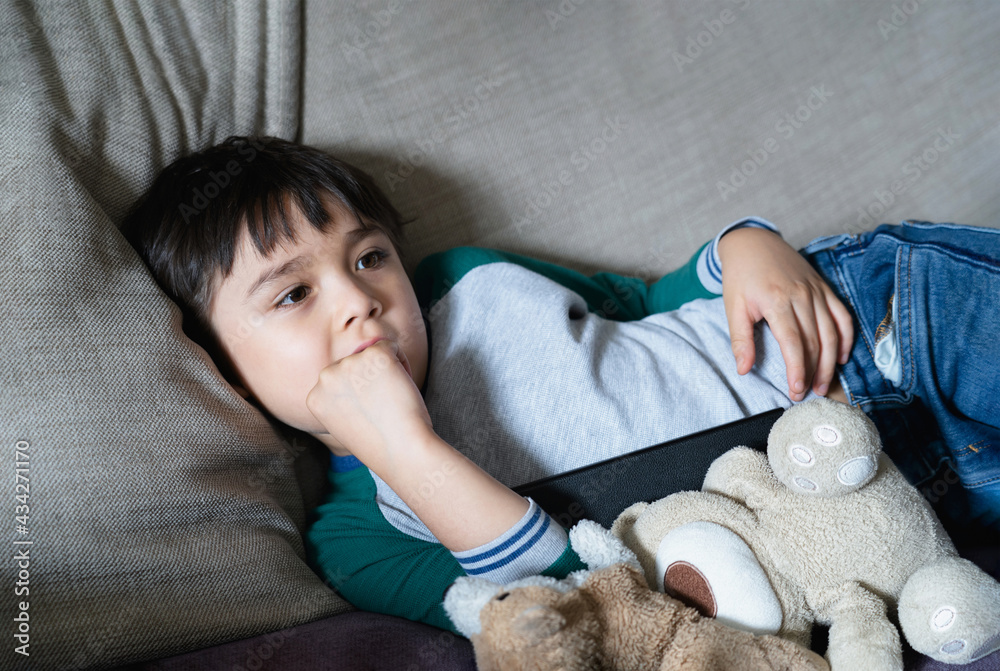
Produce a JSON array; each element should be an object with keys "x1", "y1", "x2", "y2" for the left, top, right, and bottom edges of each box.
[{"x1": 802, "y1": 221, "x2": 1000, "y2": 539}]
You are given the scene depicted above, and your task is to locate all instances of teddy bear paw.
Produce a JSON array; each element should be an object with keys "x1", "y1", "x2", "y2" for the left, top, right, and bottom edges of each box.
[{"x1": 899, "y1": 557, "x2": 1000, "y2": 664}]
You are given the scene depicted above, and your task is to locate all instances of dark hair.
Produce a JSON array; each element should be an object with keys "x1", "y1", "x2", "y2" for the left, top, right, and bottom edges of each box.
[{"x1": 121, "y1": 136, "x2": 410, "y2": 366}]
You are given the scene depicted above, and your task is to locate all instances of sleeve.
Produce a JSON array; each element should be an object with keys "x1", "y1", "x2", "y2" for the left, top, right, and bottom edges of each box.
[
  {"x1": 305, "y1": 470, "x2": 586, "y2": 635},
  {"x1": 592, "y1": 215, "x2": 781, "y2": 313},
  {"x1": 413, "y1": 217, "x2": 780, "y2": 322},
  {"x1": 451, "y1": 498, "x2": 586, "y2": 585}
]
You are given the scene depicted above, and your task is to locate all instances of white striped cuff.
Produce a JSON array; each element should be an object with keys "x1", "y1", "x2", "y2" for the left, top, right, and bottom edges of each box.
[
  {"x1": 696, "y1": 216, "x2": 781, "y2": 295},
  {"x1": 451, "y1": 498, "x2": 568, "y2": 584}
]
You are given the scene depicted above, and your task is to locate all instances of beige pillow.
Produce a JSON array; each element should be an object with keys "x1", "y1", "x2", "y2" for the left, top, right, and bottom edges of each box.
[{"x1": 0, "y1": 2, "x2": 348, "y2": 669}]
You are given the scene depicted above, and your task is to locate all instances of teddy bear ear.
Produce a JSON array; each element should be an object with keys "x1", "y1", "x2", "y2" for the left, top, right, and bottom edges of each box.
[{"x1": 443, "y1": 576, "x2": 503, "y2": 637}]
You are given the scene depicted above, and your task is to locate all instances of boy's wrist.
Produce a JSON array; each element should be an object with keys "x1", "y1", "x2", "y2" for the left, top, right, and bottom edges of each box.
[
  {"x1": 352, "y1": 425, "x2": 450, "y2": 483},
  {"x1": 316, "y1": 415, "x2": 440, "y2": 472},
  {"x1": 382, "y1": 426, "x2": 451, "y2": 473},
  {"x1": 718, "y1": 225, "x2": 781, "y2": 265}
]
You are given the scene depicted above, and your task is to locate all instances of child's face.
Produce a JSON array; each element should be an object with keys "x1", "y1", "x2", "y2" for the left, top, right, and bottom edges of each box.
[{"x1": 207, "y1": 196, "x2": 428, "y2": 450}]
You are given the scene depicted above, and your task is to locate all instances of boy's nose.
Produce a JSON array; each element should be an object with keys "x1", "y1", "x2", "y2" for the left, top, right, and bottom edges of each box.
[
  {"x1": 336, "y1": 279, "x2": 382, "y2": 328},
  {"x1": 343, "y1": 304, "x2": 380, "y2": 328}
]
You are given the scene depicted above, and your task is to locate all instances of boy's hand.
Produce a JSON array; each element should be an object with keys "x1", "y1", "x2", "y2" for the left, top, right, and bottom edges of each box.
[
  {"x1": 308, "y1": 341, "x2": 531, "y2": 552},
  {"x1": 306, "y1": 339, "x2": 433, "y2": 469},
  {"x1": 718, "y1": 227, "x2": 854, "y2": 401}
]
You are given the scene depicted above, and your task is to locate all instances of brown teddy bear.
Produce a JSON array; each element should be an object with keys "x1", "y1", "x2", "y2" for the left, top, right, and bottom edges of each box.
[{"x1": 444, "y1": 520, "x2": 828, "y2": 671}]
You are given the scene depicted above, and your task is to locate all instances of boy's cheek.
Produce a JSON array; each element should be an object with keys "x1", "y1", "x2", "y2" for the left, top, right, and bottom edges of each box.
[{"x1": 399, "y1": 311, "x2": 427, "y2": 344}]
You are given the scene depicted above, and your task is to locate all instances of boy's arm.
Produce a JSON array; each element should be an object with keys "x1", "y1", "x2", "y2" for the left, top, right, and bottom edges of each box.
[
  {"x1": 306, "y1": 483, "x2": 467, "y2": 632},
  {"x1": 646, "y1": 216, "x2": 781, "y2": 312},
  {"x1": 365, "y1": 427, "x2": 586, "y2": 581},
  {"x1": 305, "y1": 341, "x2": 586, "y2": 631},
  {"x1": 307, "y1": 339, "x2": 532, "y2": 551},
  {"x1": 380, "y1": 426, "x2": 533, "y2": 551},
  {"x1": 413, "y1": 217, "x2": 780, "y2": 321},
  {"x1": 306, "y1": 464, "x2": 585, "y2": 634}
]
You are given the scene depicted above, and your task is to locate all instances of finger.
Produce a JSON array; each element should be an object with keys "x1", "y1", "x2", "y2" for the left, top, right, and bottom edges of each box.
[
  {"x1": 725, "y1": 298, "x2": 758, "y2": 375},
  {"x1": 788, "y1": 295, "x2": 822, "y2": 398},
  {"x1": 764, "y1": 302, "x2": 808, "y2": 400},
  {"x1": 826, "y1": 289, "x2": 855, "y2": 365},
  {"x1": 368, "y1": 338, "x2": 401, "y2": 366},
  {"x1": 810, "y1": 297, "x2": 841, "y2": 396}
]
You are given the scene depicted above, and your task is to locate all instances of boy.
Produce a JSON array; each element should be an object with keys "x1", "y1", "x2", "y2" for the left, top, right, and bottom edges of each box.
[{"x1": 122, "y1": 136, "x2": 1000, "y2": 633}]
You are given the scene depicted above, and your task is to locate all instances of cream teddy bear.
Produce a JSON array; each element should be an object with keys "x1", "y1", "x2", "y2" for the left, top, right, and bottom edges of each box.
[
  {"x1": 443, "y1": 520, "x2": 828, "y2": 671},
  {"x1": 613, "y1": 398, "x2": 1000, "y2": 671}
]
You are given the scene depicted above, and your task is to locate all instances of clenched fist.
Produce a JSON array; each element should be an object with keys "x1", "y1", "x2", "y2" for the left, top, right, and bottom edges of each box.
[{"x1": 306, "y1": 339, "x2": 434, "y2": 468}]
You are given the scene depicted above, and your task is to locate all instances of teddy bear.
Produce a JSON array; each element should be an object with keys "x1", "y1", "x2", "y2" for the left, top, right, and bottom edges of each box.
[
  {"x1": 612, "y1": 397, "x2": 1000, "y2": 671},
  {"x1": 443, "y1": 519, "x2": 829, "y2": 671}
]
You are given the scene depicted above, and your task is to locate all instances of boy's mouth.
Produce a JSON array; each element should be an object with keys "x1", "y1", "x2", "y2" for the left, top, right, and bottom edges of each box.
[
  {"x1": 353, "y1": 336, "x2": 388, "y2": 354},
  {"x1": 352, "y1": 336, "x2": 411, "y2": 379}
]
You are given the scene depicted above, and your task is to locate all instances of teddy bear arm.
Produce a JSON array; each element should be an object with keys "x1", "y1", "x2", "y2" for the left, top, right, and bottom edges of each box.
[{"x1": 702, "y1": 446, "x2": 776, "y2": 502}]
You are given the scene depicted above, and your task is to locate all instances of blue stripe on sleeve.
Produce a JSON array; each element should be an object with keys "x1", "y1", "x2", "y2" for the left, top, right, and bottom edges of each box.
[
  {"x1": 455, "y1": 506, "x2": 542, "y2": 564},
  {"x1": 461, "y1": 516, "x2": 551, "y2": 575}
]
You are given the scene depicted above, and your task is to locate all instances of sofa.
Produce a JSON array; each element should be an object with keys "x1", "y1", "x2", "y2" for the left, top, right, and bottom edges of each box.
[{"x1": 2, "y1": 1, "x2": 998, "y2": 669}]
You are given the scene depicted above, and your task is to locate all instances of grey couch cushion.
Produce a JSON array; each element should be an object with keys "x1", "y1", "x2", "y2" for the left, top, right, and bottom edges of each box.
[
  {"x1": 302, "y1": 1, "x2": 1000, "y2": 280},
  {"x1": 0, "y1": 2, "x2": 349, "y2": 669}
]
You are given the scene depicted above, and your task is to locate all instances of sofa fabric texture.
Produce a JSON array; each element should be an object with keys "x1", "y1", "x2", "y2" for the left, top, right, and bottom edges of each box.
[{"x1": 0, "y1": 2, "x2": 349, "y2": 670}]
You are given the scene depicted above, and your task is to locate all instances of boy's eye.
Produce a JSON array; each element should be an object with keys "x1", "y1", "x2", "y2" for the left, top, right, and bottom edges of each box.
[
  {"x1": 276, "y1": 286, "x2": 308, "y2": 308},
  {"x1": 357, "y1": 249, "x2": 389, "y2": 270},
  {"x1": 273, "y1": 250, "x2": 389, "y2": 310}
]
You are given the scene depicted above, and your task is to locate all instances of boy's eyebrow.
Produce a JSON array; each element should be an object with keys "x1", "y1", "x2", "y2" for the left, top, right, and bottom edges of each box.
[{"x1": 242, "y1": 226, "x2": 382, "y2": 304}]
